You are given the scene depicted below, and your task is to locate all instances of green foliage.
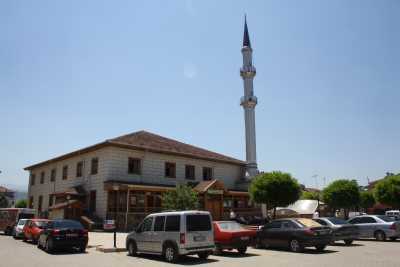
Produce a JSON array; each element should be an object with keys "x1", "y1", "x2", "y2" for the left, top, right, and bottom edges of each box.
[
  {"x1": 0, "y1": 194, "x2": 9, "y2": 208},
  {"x1": 249, "y1": 171, "x2": 301, "y2": 217},
  {"x1": 359, "y1": 191, "x2": 375, "y2": 209},
  {"x1": 15, "y1": 199, "x2": 27, "y2": 208},
  {"x1": 301, "y1": 191, "x2": 321, "y2": 200},
  {"x1": 322, "y1": 179, "x2": 360, "y2": 211},
  {"x1": 374, "y1": 174, "x2": 400, "y2": 208},
  {"x1": 162, "y1": 185, "x2": 199, "y2": 211}
]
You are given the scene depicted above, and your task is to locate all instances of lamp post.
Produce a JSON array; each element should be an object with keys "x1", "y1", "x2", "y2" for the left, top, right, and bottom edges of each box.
[{"x1": 112, "y1": 185, "x2": 119, "y2": 249}]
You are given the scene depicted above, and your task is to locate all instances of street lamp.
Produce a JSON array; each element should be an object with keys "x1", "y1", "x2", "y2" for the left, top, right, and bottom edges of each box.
[{"x1": 112, "y1": 185, "x2": 119, "y2": 249}]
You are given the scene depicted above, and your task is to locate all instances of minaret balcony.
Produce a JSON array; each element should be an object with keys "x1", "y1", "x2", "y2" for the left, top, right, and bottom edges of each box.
[
  {"x1": 240, "y1": 96, "x2": 258, "y2": 108},
  {"x1": 240, "y1": 66, "x2": 256, "y2": 78}
]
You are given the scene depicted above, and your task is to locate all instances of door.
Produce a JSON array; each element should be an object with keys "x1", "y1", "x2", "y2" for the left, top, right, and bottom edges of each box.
[
  {"x1": 135, "y1": 217, "x2": 154, "y2": 252},
  {"x1": 206, "y1": 196, "x2": 222, "y2": 221},
  {"x1": 152, "y1": 216, "x2": 165, "y2": 252},
  {"x1": 359, "y1": 217, "x2": 377, "y2": 238},
  {"x1": 89, "y1": 191, "x2": 96, "y2": 213},
  {"x1": 262, "y1": 221, "x2": 282, "y2": 247}
]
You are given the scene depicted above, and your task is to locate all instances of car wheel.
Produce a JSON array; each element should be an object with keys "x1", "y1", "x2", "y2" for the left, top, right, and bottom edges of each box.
[
  {"x1": 374, "y1": 231, "x2": 386, "y2": 241},
  {"x1": 390, "y1": 237, "x2": 397, "y2": 241},
  {"x1": 45, "y1": 238, "x2": 54, "y2": 253},
  {"x1": 315, "y1": 245, "x2": 326, "y2": 252},
  {"x1": 237, "y1": 246, "x2": 247, "y2": 255},
  {"x1": 289, "y1": 239, "x2": 303, "y2": 253},
  {"x1": 127, "y1": 241, "x2": 137, "y2": 256},
  {"x1": 164, "y1": 244, "x2": 178, "y2": 263},
  {"x1": 198, "y1": 251, "x2": 211, "y2": 260},
  {"x1": 344, "y1": 239, "x2": 353, "y2": 246}
]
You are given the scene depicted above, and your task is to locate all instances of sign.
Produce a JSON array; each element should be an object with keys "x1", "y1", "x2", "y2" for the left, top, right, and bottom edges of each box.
[{"x1": 207, "y1": 189, "x2": 223, "y2": 195}]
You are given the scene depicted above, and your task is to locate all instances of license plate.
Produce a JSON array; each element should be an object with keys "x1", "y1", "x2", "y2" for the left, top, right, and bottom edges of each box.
[
  {"x1": 194, "y1": 235, "x2": 205, "y2": 242},
  {"x1": 66, "y1": 233, "x2": 78, "y2": 237},
  {"x1": 240, "y1": 236, "x2": 249, "y2": 240}
]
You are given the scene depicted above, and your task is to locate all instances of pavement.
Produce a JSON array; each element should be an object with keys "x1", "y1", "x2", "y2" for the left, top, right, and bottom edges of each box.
[
  {"x1": 1, "y1": 233, "x2": 400, "y2": 267},
  {"x1": 88, "y1": 232, "x2": 128, "y2": 251}
]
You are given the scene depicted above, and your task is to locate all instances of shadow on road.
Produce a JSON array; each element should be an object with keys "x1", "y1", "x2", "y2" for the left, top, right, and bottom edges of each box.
[
  {"x1": 254, "y1": 247, "x2": 338, "y2": 255},
  {"x1": 356, "y1": 239, "x2": 400, "y2": 243},
  {"x1": 330, "y1": 243, "x2": 364, "y2": 247},
  {"x1": 213, "y1": 251, "x2": 260, "y2": 258},
  {"x1": 126, "y1": 254, "x2": 219, "y2": 265}
]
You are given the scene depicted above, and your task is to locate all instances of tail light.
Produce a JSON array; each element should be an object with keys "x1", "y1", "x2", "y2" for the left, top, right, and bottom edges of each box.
[
  {"x1": 180, "y1": 233, "x2": 186, "y2": 244},
  {"x1": 390, "y1": 223, "x2": 396, "y2": 230},
  {"x1": 52, "y1": 229, "x2": 60, "y2": 236},
  {"x1": 304, "y1": 229, "x2": 317, "y2": 236}
]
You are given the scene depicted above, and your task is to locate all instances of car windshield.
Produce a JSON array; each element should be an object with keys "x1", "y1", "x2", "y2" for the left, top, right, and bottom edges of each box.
[
  {"x1": 327, "y1": 217, "x2": 347, "y2": 225},
  {"x1": 17, "y1": 220, "x2": 27, "y2": 226},
  {"x1": 217, "y1": 221, "x2": 244, "y2": 231},
  {"x1": 295, "y1": 218, "x2": 322, "y2": 228},
  {"x1": 53, "y1": 220, "x2": 83, "y2": 229},
  {"x1": 377, "y1": 215, "x2": 396, "y2": 222},
  {"x1": 186, "y1": 214, "x2": 211, "y2": 232}
]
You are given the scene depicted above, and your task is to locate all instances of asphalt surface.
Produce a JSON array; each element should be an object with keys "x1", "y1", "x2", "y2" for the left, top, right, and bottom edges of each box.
[{"x1": 1, "y1": 234, "x2": 400, "y2": 267}]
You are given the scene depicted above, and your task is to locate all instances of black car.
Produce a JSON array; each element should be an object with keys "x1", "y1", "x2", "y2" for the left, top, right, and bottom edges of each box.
[
  {"x1": 255, "y1": 218, "x2": 333, "y2": 252},
  {"x1": 314, "y1": 217, "x2": 359, "y2": 245},
  {"x1": 37, "y1": 220, "x2": 88, "y2": 253}
]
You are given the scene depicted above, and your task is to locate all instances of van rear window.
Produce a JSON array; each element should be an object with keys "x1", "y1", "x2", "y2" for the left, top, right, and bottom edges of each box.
[
  {"x1": 186, "y1": 215, "x2": 211, "y2": 232},
  {"x1": 165, "y1": 216, "x2": 180, "y2": 232}
]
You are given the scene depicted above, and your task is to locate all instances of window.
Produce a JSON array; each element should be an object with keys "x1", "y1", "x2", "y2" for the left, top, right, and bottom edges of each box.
[
  {"x1": 29, "y1": 196, "x2": 34, "y2": 209},
  {"x1": 165, "y1": 215, "x2": 180, "y2": 232},
  {"x1": 40, "y1": 172, "x2": 45, "y2": 184},
  {"x1": 282, "y1": 221, "x2": 296, "y2": 229},
  {"x1": 128, "y1": 158, "x2": 141, "y2": 175},
  {"x1": 142, "y1": 217, "x2": 153, "y2": 232},
  {"x1": 76, "y1": 161, "x2": 83, "y2": 177},
  {"x1": 91, "y1": 158, "x2": 99, "y2": 175},
  {"x1": 38, "y1": 195, "x2": 43, "y2": 212},
  {"x1": 360, "y1": 217, "x2": 376, "y2": 224},
  {"x1": 48, "y1": 195, "x2": 53, "y2": 207},
  {"x1": 186, "y1": 215, "x2": 212, "y2": 231},
  {"x1": 315, "y1": 219, "x2": 328, "y2": 226},
  {"x1": 185, "y1": 165, "x2": 195, "y2": 180},
  {"x1": 265, "y1": 221, "x2": 281, "y2": 229},
  {"x1": 165, "y1": 162, "x2": 176, "y2": 178},
  {"x1": 154, "y1": 216, "x2": 165, "y2": 232},
  {"x1": 30, "y1": 174, "x2": 36, "y2": 186},
  {"x1": 50, "y1": 169, "x2": 56, "y2": 182},
  {"x1": 62, "y1": 165, "x2": 68, "y2": 180},
  {"x1": 202, "y1": 167, "x2": 213, "y2": 181}
]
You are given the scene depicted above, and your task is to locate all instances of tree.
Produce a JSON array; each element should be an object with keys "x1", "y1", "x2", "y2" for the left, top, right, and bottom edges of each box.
[
  {"x1": 15, "y1": 199, "x2": 27, "y2": 208},
  {"x1": 301, "y1": 191, "x2": 321, "y2": 201},
  {"x1": 359, "y1": 191, "x2": 375, "y2": 211},
  {"x1": 0, "y1": 194, "x2": 8, "y2": 208},
  {"x1": 162, "y1": 185, "x2": 199, "y2": 211},
  {"x1": 249, "y1": 171, "x2": 301, "y2": 218},
  {"x1": 322, "y1": 179, "x2": 360, "y2": 219},
  {"x1": 374, "y1": 174, "x2": 400, "y2": 209}
]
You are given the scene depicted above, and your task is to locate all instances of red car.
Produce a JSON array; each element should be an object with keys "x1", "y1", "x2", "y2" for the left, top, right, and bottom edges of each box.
[
  {"x1": 23, "y1": 219, "x2": 50, "y2": 243},
  {"x1": 213, "y1": 221, "x2": 256, "y2": 255}
]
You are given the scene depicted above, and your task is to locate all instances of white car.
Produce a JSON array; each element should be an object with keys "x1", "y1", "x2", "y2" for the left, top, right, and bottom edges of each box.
[
  {"x1": 13, "y1": 219, "x2": 28, "y2": 239},
  {"x1": 126, "y1": 210, "x2": 215, "y2": 262}
]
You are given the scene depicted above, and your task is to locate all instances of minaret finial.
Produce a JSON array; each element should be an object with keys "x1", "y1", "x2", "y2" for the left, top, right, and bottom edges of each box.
[{"x1": 243, "y1": 14, "x2": 251, "y2": 48}]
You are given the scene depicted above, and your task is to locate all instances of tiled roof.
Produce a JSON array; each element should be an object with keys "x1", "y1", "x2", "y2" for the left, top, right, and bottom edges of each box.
[{"x1": 25, "y1": 130, "x2": 244, "y2": 170}]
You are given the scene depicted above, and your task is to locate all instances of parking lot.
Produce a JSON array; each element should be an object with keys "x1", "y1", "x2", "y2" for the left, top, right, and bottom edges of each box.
[{"x1": 1, "y1": 233, "x2": 400, "y2": 267}]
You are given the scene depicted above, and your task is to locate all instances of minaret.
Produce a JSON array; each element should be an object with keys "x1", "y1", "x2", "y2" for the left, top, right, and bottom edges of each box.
[{"x1": 240, "y1": 16, "x2": 258, "y2": 178}]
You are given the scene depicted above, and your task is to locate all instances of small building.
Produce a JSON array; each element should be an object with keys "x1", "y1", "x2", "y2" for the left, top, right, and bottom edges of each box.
[{"x1": 0, "y1": 186, "x2": 16, "y2": 207}]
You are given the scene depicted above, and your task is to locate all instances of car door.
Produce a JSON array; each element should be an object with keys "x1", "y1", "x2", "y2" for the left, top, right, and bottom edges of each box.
[
  {"x1": 360, "y1": 217, "x2": 377, "y2": 238},
  {"x1": 262, "y1": 221, "x2": 282, "y2": 247},
  {"x1": 135, "y1": 217, "x2": 154, "y2": 252},
  {"x1": 25, "y1": 221, "x2": 33, "y2": 239},
  {"x1": 279, "y1": 221, "x2": 296, "y2": 247},
  {"x1": 152, "y1": 216, "x2": 165, "y2": 253}
]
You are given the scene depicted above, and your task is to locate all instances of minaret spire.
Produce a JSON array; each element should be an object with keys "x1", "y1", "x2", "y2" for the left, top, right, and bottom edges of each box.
[
  {"x1": 243, "y1": 15, "x2": 251, "y2": 48},
  {"x1": 240, "y1": 16, "x2": 258, "y2": 179}
]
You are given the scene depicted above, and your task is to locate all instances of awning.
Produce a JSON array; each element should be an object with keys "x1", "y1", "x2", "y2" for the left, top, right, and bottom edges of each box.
[
  {"x1": 50, "y1": 185, "x2": 87, "y2": 196},
  {"x1": 49, "y1": 199, "x2": 81, "y2": 210}
]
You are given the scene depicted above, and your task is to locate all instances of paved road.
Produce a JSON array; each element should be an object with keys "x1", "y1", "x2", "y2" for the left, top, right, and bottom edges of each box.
[{"x1": 1, "y1": 234, "x2": 399, "y2": 267}]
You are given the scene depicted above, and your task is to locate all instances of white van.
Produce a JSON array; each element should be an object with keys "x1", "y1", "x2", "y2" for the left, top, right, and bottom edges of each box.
[
  {"x1": 386, "y1": 210, "x2": 400, "y2": 219},
  {"x1": 126, "y1": 210, "x2": 215, "y2": 262}
]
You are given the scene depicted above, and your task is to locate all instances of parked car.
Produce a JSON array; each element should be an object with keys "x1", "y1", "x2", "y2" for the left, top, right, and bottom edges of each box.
[
  {"x1": 0, "y1": 208, "x2": 35, "y2": 235},
  {"x1": 255, "y1": 218, "x2": 333, "y2": 253},
  {"x1": 347, "y1": 215, "x2": 400, "y2": 241},
  {"x1": 314, "y1": 217, "x2": 359, "y2": 245},
  {"x1": 126, "y1": 210, "x2": 215, "y2": 263},
  {"x1": 23, "y1": 219, "x2": 50, "y2": 243},
  {"x1": 37, "y1": 219, "x2": 88, "y2": 253},
  {"x1": 13, "y1": 219, "x2": 28, "y2": 239},
  {"x1": 385, "y1": 210, "x2": 400, "y2": 221},
  {"x1": 213, "y1": 221, "x2": 256, "y2": 255}
]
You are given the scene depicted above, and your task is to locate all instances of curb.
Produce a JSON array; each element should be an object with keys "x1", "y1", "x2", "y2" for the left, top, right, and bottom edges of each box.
[{"x1": 96, "y1": 246, "x2": 127, "y2": 253}]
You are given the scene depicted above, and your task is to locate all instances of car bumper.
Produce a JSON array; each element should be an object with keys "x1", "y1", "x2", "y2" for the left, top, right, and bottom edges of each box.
[
  {"x1": 216, "y1": 239, "x2": 252, "y2": 249},
  {"x1": 52, "y1": 237, "x2": 88, "y2": 249},
  {"x1": 385, "y1": 230, "x2": 400, "y2": 238},
  {"x1": 333, "y1": 233, "x2": 359, "y2": 241},
  {"x1": 179, "y1": 245, "x2": 215, "y2": 255},
  {"x1": 301, "y1": 237, "x2": 332, "y2": 247}
]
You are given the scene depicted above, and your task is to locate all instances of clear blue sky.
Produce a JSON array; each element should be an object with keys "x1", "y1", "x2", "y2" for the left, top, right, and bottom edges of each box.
[{"x1": 1, "y1": 0, "x2": 399, "y2": 190}]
